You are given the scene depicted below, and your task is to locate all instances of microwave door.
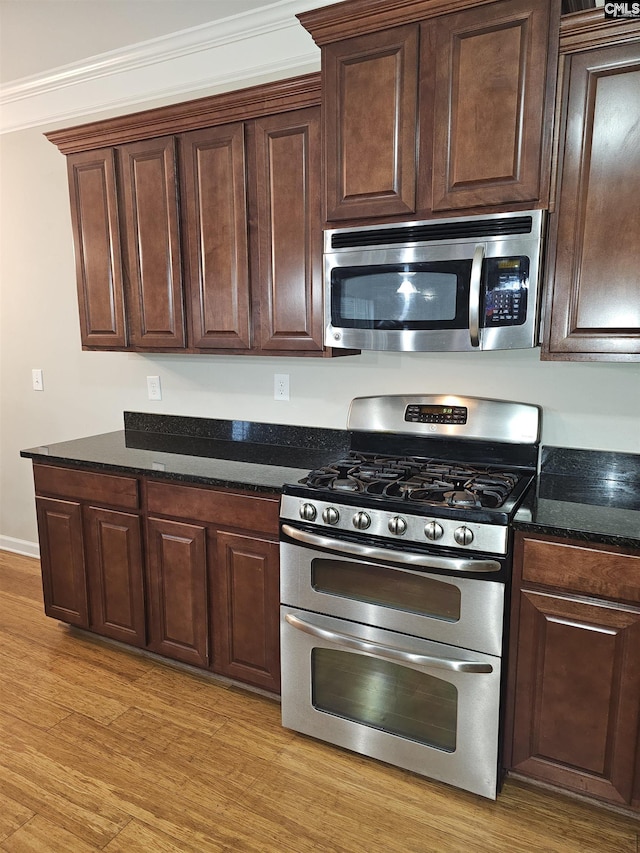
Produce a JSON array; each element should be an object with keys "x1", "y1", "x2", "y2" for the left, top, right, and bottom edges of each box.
[{"x1": 325, "y1": 254, "x2": 475, "y2": 353}]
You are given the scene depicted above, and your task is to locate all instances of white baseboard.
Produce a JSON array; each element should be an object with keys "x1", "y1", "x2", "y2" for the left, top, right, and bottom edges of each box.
[{"x1": 0, "y1": 536, "x2": 40, "y2": 558}]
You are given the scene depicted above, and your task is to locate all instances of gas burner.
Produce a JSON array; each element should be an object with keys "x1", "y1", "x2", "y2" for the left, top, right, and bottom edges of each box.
[
  {"x1": 332, "y1": 477, "x2": 362, "y2": 492},
  {"x1": 445, "y1": 490, "x2": 480, "y2": 507}
]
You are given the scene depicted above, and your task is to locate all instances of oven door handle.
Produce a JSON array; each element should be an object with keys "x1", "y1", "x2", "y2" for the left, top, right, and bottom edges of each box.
[
  {"x1": 284, "y1": 613, "x2": 493, "y2": 674},
  {"x1": 469, "y1": 242, "x2": 485, "y2": 348},
  {"x1": 281, "y1": 523, "x2": 501, "y2": 574}
]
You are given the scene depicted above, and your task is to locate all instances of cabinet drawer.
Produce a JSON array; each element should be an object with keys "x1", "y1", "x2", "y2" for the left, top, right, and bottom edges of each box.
[
  {"x1": 519, "y1": 534, "x2": 640, "y2": 605},
  {"x1": 33, "y1": 464, "x2": 139, "y2": 510},
  {"x1": 145, "y1": 479, "x2": 280, "y2": 536}
]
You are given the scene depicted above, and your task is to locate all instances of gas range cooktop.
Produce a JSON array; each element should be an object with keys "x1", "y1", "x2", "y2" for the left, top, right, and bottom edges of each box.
[
  {"x1": 300, "y1": 452, "x2": 522, "y2": 510},
  {"x1": 280, "y1": 395, "x2": 541, "y2": 556}
]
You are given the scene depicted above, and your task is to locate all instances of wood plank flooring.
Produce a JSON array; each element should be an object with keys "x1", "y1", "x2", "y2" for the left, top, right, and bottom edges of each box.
[{"x1": 1, "y1": 549, "x2": 638, "y2": 852}]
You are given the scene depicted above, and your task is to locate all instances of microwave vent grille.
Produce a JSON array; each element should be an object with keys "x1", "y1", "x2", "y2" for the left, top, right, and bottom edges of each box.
[{"x1": 330, "y1": 216, "x2": 534, "y2": 249}]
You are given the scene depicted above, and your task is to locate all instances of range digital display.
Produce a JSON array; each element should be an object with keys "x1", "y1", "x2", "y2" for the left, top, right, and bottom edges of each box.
[{"x1": 405, "y1": 405, "x2": 467, "y2": 425}]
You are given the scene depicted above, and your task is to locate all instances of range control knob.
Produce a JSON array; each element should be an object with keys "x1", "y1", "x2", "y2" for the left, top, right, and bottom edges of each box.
[
  {"x1": 299, "y1": 503, "x2": 317, "y2": 522},
  {"x1": 322, "y1": 506, "x2": 340, "y2": 525},
  {"x1": 353, "y1": 511, "x2": 371, "y2": 530},
  {"x1": 388, "y1": 516, "x2": 407, "y2": 536},
  {"x1": 424, "y1": 521, "x2": 444, "y2": 541},
  {"x1": 454, "y1": 526, "x2": 474, "y2": 546}
]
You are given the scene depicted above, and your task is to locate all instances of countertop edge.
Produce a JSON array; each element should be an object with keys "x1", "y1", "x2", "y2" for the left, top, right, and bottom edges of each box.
[
  {"x1": 512, "y1": 518, "x2": 640, "y2": 551},
  {"x1": 20, "y1": 448, "x2": 290, "y2": 496}
]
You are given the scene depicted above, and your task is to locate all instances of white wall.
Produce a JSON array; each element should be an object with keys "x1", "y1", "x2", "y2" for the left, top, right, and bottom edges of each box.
[{"x1": 2, "y1": 4, "x2": 639, "y2": 554}]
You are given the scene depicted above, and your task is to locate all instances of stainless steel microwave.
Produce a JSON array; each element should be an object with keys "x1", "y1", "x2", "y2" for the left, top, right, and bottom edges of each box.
[{"x1": 324, "y1": 210, "x2": 546, "y2": 353}]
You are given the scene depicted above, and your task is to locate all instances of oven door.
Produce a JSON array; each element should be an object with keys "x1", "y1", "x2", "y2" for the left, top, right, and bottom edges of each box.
[
  {"x1": 279, "y1": 534, "x2": 506, "y2": 656},
  {"x1": 280, "y1": 605, "x2": 502, "y2": 799}
]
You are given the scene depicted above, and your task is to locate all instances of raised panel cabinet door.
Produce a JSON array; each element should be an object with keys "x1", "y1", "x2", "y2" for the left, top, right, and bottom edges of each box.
[
  {"x1": 179, "y1": 124, "x2": 252, "y2": 349},
  {"x1": 544, "y1": 40, "x2": 640, "y2": 360},
  {"x1": 323, "y1": 25, "x2": 418, "y2": 221},
  {"x1": 35, "y1": 497, "x2": 88, "y2": 626},
  {"x1": 146, "y1": 517, "x2": 208, "y2": 667},
  {"x1": 66, "y1": 149, "x2": 127, "y2": 349},
  {"x1": 427, "y1": 0, "x2": 558, "y2": 212},
  {"x1": 84, "y1": 507, "x2": 145, "y2": 647},
  {"x1": 118, "y1": 136, "x2": 185, "y2": 348},
  {"x1": 211, "y1": 531, "x2": 280, "y2": 692},
  {"x1": 250, "y1": 108, "x2": 323, "y2": 351},
  {"x1": 511, "y1": 589, "x2": 640, "y2": 805}
]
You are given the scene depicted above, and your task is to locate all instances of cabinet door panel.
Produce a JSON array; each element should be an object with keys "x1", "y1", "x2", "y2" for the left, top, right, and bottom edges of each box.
[
  {"x1": 511, "y1": 589, "x2": 640, "y2": 805},
  {"x1": 36, "y1": 497, "x2": 88, "y2": 626},
  {"x1": 119, "y1": 137, "x2": 185, "y2": 348},
  {"x1": 428, "y1": 0, "x2": 555, "y2": 212},
  {"x1": 146, "y1": 518, "x2": 208, "y2": 667},
  {"x1": 323, "y1": 25, "x2": 418, "y2": 220},
  {"x1": 545, "y1": 41, "x2": 640, "y2": 358},
  {"x1": 251, "y1": 108, "x2": 323, "y2": 351},
  {"x1": 85, "y1": 507, "x2": 145, "y2": 646},
  {"x1": 212, "y1": 531, "x2": 280, "y2": 692},
  {"x1": 67, "y1": 149, "x2": 127, "y2": 348},
  {"x1": 180, "y1": 124, "x2": 251, "y2": 349}
]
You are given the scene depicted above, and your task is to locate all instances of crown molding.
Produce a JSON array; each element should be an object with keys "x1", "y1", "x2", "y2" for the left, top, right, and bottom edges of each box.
[{"x1": 0, "y1": 0, "x2": 334, "y2": 134}]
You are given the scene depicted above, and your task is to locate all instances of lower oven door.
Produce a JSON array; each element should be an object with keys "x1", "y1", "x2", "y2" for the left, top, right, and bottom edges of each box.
[{"x1": 280, "y1": 606, "x2": 502, "y2": 799}]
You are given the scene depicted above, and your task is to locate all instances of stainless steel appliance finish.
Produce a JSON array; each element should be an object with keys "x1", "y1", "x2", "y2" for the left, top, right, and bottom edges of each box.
[
  {"x1": 279, "y1": 395, "x2": 541, "y2": 800},
  {"x1": 348, "y1": 394, "x2": 541, "y2": 444},
  {"x1": 324, "y1": 209, "x2": 545, "y2": 353},
  {"x1": 280, "y1": 539, "x2": 505, "y2": 656},
  {"x1": 281, "y1": 606, "x2": 502, "y2": 799}
]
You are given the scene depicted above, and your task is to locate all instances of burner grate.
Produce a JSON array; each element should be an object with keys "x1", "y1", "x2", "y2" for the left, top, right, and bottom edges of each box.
[{"x1": 301, "y1": 453, "x2": 520, "y2": 510}]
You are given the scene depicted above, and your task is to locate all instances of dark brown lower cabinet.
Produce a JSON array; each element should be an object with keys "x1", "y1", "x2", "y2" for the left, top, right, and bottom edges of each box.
[
  {"x1": 507, "y1": 533, "x2": 640, "y2": 809},
  {"x1": 144, "y1": 479, "x2": 281, "y2": 693},
  {"x1": 146, "y1": 517, "x2": 209, "y2": 667},
  {"x1": 32, "y1": 463, "x2": 282, "y2": 693},
  {"x1": 34, "y1": 465, "x2": 144, "y2": 643},
  {"x1": 36, "y1": 496, "x2": 88, "y2": 627},
  {"x1": 84, "y1": 506, "x2": 145, "y2": 647},
  {"x1": 212, "y1": 530, "x2": 280, "y2": 692}
]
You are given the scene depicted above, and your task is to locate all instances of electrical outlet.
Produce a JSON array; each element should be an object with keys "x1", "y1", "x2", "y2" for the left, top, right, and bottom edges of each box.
[
  {"x1": 274, "y1": 373, "x2": 290, "y2": 401},
  {"x1": 32, "y1": 369, "x2": 44, "y2": 391},
  {"x1": 147, "y1": 375, "x2": 162, "y2": 401}
]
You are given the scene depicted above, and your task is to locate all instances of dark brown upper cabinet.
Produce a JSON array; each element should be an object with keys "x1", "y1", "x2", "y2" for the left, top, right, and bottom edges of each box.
[
  {"x1": 179, "y1": 123, "x2": 252, "y2": 350},
  {"x1": 426, "y1": 0, "x2": 556, "y2": 212},
  {"x1": 322, "y1": 25, "x2": 419, "y2": 221},
  {"x1": 542, "y1": 13, "x2": 640, "y2": 362},
  {"x1": 299, "y1": 0, "x2": 560, "y2": 224},
  {"x1": 249, "y1": 108, "x2": 324, "y2": 352},
  {"x1": 118, "y1": 136, "x2": 186, "y2": 348},
  {"x1": 48, "y1": 74, "x2": 342, "y2": 357},
  {"x1": 66, "y1": 149, "x2": 127, "y2": 348}
]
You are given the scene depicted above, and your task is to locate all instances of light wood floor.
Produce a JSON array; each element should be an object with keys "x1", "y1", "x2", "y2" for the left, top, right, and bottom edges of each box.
[{"x1": 1, "y1": 550, "x2": 638, "y2": 853}]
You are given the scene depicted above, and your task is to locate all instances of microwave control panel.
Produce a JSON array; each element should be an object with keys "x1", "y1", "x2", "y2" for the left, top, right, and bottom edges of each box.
[{"x1": 483, "y1": 257, "x2": 529, "y2": 327}]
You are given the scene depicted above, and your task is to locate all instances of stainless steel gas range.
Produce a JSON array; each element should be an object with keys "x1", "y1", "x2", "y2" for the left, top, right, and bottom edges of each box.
[{"x1": 279, "y1": 395, "x2": 541, "y2": 800}]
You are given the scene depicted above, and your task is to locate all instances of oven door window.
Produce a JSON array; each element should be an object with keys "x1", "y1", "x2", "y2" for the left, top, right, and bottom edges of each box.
[
  {"x1": 312, "y1": 648, "x2": 457, "y2": 752},
  {"x1": 312, "y1": 558, "x2": 461, "y2": 623},
  {"x1": 330, "y1": 262, "x2": 471, "y2": 330}
]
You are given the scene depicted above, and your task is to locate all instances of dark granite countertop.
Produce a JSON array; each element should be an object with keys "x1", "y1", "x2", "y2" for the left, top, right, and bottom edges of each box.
[
  {"x1": 20, "y1": 412, "x2": 351, "y2": 495},
  {"x1": 514, "y1": 447, "x2": 640, "y2": 550},
  {"x1": 20, "y1": 418, "x2": 640, "y2": 549}
]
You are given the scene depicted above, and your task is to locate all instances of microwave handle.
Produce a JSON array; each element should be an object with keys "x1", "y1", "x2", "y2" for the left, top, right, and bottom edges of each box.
[{"x1": 469, "y1": 243, "x2": 485, "y2": 348}]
